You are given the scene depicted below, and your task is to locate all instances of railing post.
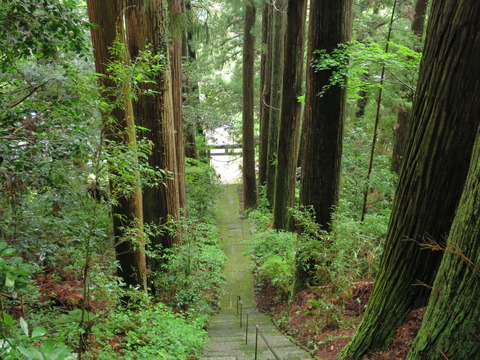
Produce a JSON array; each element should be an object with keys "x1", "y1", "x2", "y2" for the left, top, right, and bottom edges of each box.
[
  {"x1": 254, "y1": 325, "x2": 259, "y2": 360},
  {"x1": 245, "y1": 313, "x2": 249, "y2": 344},
  {"x1": 239, "y1": 302, "x2": 242, "y2": 328}
]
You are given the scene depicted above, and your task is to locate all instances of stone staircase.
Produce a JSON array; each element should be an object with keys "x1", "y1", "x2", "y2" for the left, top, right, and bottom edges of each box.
[
  {"x1": 200, "y1": 303, "x2": 311, "y2": 360},
  {"x1": 200, "y1": 185, "x2": 312, "y2": 360}
]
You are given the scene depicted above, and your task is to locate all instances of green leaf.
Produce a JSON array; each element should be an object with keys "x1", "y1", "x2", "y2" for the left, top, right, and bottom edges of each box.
[
  {"x1": 19, "y1": 317, "x2": 29, "y2": 336},
  {"x1": 31, "y1": 326, "x2": 47, "y2": 338},
  {"x1": 4, "y1": 272, "x2": 15, "y2": 288},
  {"x1": 2, "y1": 313, "x2": 14, "y2": 328},
  {"x1": 0, "y1": 242, "x2": 8, "y2": 253}
]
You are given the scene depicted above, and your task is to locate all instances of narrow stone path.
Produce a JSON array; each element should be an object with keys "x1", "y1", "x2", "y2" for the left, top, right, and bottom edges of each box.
[{"x1": 200, "y1": 184, "x2": 312, "y2": 360}]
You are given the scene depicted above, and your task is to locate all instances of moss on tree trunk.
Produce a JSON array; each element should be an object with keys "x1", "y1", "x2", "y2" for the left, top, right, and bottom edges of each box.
[
  {"x1": 406, "y1": 130, "x2": 480, "y2": 359},
  {"x1": 341, "y1": 0, "x2": 480, "y2": 358}
]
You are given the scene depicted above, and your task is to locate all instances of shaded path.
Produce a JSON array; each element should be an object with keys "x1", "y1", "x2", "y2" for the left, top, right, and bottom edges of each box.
[{"x1": 200, "y1": 184, "x2": 311, "y2": 360}]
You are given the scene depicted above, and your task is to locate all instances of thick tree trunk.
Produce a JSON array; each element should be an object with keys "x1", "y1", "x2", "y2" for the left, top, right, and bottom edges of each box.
[
  {"x1": 296, "y1": 0, "x2": 353, "y2": 291},
  {"x1": 87, "y1": 0, "x2": 147, "y2": 291},
  {"x1": 341, "y1": 0, "x2": 480, "y2": 358},
  {"x1": 273, "y1": 0, "x2": 307, "y2": 231},
  {"x1": 300, "y1": 0, "x2": 353, "y2": 230},
  {"x1": 265, "y1": 0, "x2": 286, "y2": 206},
  {"x1": 124, "y1": 0, "x2": 181, "y2": 250},
  {"x1": 242, "y1": 0, "x2": 257, "y2": 210},
  {"x1": 258, "y1": 3, "x2": 272, "y2": 189},
  {"x1": 406, "y1": 130, "x2": 480, "y2": 359}
]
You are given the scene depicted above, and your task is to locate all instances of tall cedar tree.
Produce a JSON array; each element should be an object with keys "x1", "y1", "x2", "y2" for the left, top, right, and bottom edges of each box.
[
  {"x1": 273, "y1": 0, "x2": 307, "y2": 231},
  {"x1": 296, "y1": 0, "x2": 353, "y2": 291},
  {"x1": 242, "y1": 0, "x2": 257, "y2": 209},
  {"x1": 341, "y1": 0, "x2": 480, "y2": 357},
  {"x1": 125, "y1": 0, "x2": 183, "y2": 251},
  {"x1": 265, "y1": 0, "x2": 286, "y2": 206},
  {"x1": 258, "y1": 3, "x2": 272, "y2": 188},
  {"x1": 182, "y1": 0, "x2": 199, "y2": 159},
  {"x1": 407, "y1": 129, "x2": 480, "y2": 358},
  {"x1": 300, "y1": 0, "x2": 353, "y2": 229},
  {"x1": 168, "y1": 0, "x2": 187, "y2": 211},
  {"x1": 87, "y1": 0, "x2": 147, "y2": 290}
]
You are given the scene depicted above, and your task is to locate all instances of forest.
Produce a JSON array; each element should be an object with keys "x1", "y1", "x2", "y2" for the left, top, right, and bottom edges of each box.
[{"x1": 0, "y1": 0, "x2": 479, "y2": 359}]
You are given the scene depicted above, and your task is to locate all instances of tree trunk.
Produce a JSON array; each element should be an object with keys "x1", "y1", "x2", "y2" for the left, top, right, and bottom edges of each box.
[
  {"x1": 341, "y1": 0, "x2": 480, "y2": 357},
  {"x1": 407, "y1": 128, "x2": 480, "y2": 359},
  {"x1": 124, "y1": 0, "x2": 181, "y2": 251},
  {"x1": 391, "y1": 106, "x2": 411, "y2": 173},
  {"x1": 242, "y1": 0, "x2": 257, "y2": 210},
  {"x1": 295, "y1": 0, "x2": 353, "y2": 291},
  {"x1": 258, "y1": 3, "x2": 272, "y2": 189},
  {"x1": 273, "y1": 0, "x2": 307, "y2": 231},
  {"x1": 182, "y1": 1, "x2": 199, "y2": 160},
  {"x1": 300, "y1": 0, "x2": 353, "y2": 230},
  {"x1": 168, "y1": 0, "x2": 187, "y2": 212},
  {"x1": 265, "y1": 0, "x2": 286, "y2": 207},
  {"x1": 411, "y1": 0, "x2": 428, "y2": 41},
  {"x1": 87, "y1": 0, "x2": 147, "y2": 291}
]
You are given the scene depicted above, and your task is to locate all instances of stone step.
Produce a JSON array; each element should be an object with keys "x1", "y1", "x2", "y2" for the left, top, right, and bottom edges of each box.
[{"x1": 202, "y1": 185, "x2": 312, "y2": 360}]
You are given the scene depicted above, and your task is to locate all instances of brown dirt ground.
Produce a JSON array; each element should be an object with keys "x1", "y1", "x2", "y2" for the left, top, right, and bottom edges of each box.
[{"x1": 254, "y1": 280, "x2": 425, "y2": 360}]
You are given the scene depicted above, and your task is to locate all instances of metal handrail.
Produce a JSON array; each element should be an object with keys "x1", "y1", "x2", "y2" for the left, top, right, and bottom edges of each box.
[{"x1": 236, "y1": 296, "x2": 281, "y2": 360}]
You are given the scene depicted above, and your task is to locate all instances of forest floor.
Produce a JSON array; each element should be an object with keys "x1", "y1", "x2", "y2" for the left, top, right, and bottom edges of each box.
[{"x1": 253, "y1": 281, "x2": 425, "y2": 359}]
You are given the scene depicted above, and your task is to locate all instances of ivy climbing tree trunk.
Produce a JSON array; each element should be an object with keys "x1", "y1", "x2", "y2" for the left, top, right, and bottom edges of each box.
[
  {"x1": 242, "y1": 0, "x2": 257, "y2": 210},
  {"x1": 273, "y1": 0, "x2": 307, "y2": 231},
  {"x1": 341, "y1": 0, "x2": 480, "y2": 357},
  {"x1": 265, "y1": 0, "x2": 286, "y2": 207},
  {"x1": 125, "y1": 0, "x2": 182, "y2": 252},
  {"x1": 87, "y1": 0, "x2": 147, "y2": 291}
]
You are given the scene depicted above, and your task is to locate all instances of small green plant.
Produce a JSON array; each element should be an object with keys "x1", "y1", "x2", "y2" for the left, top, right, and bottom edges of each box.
[
  {"x1": 152, "y1": 219, "x2": 226, "y2": 322},
  {"x1": 0, "y1": 317, "x2": 75, "y2": 360},
  {"x1": 258, "y1": 255, "x2": 294, "y2": 295},
  {"x1": 246, "y1": 229, "x2": 297, "y2": 297},
  {"x1": 84, "y1": 300, "x2": 208, "y2": 360},
  {"x1": 185, "y1": 158, "x2": 221, "y2": 220}
]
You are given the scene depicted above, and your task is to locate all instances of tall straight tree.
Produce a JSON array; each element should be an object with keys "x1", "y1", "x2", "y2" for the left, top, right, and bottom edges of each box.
[
  {"x1": 258, "y1": 3, "x2": 272, "y2": 188},
  {"x1": 273, "y1": 0, "x2": 307, "y2": 231},
  {"x1": 87, "y1": 0, "x2": 147, "y2": 290},
  {"x1": 300, "y1": 0, "x2": 353, "y2": 230},
  {"x1": 242, "y1": 0, "x2": 257, "y2": 209},
  {"x1": 168, "y1": 0, "x2": 187, "y2": 212},
  {"x1": 265, "y1": 0, "x2": 286, "y2": 206},
  {"x1": 407, "y1": 130, "x2": 480, "y2": 359},
  {"x1": 341, "y1": 0, "x2": 480, "y2": 357},
  {"x1": 124, "y1": 0, "x2": 182, "y2": 251}
]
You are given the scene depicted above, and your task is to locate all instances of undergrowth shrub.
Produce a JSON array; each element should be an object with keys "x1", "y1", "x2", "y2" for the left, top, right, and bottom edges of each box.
[
  {"x1": 153, "y1": 220, "x2": 226, "y2": 324},
  {"x1": 84, "y1": 300, "x2": 207, "y2": 360},
  {"x1": 185, "y1": 158, "x2": 221, "y2": 220},
  {"x1": 246, "y1": 229, "x2": 296, "y2": 297}
]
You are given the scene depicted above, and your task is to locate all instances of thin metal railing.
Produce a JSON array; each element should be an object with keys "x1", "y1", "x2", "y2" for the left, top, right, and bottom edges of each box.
[{"x1": 236, "y1": 296, "x2": 281, "y2": 360}]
